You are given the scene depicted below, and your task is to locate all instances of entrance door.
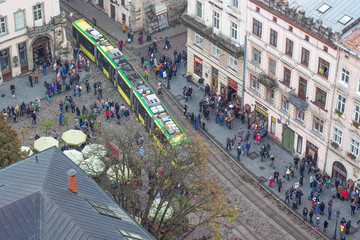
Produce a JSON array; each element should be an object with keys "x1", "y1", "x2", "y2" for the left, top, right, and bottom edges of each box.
[
  {"x1": 306, "y1": 141, "x2": 318, "y2": 167},
  {"x1": 32, "y1": 36, "x2": 51, "y2": 67},
  {"x1": 18, "y1": 43, "x2": 28, "y2": 73},
  {"x1": 332, "y1": 161, "x2": 347, "y2": 185},
  {"x1": 211, "y1": 67, "x2": 218, "y2": 93},
  {"x1": 0, "y1": 49, "x2": 11, "y2": 80},
  {"x1": 282, "y1": 126, "x2": 295, "y2": 152},
  {"x1": 110, "y1": 4, "x2": 115, "y2": 20}
]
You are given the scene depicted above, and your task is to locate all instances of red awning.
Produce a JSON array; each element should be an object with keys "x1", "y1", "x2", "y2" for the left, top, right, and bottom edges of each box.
[{"x1": 346, "y1": 179, "x2": 354, "y2": 186}]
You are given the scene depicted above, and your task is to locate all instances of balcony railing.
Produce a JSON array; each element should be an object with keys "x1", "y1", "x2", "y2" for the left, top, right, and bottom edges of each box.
[
  {"x1": 26, "y1": 15, "x2": 63, "y2": 37},
  {"x1": 257, "y1": 73, "x2": 277, "y2": 89},
  {"x1": 181, "y1": 14, "x2": 244, "y2": 58},
  {"x1": 288, "y1": 92, "x2": 308, "y2": 110}
]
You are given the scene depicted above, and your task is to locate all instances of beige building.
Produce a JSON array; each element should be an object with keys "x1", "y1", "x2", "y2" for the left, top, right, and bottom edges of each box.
[
  {"x1": 0, "y1": 0, "x2": 70, "y2": 84},
  {"x1": 182, "y1": 0, "x2": 246, "y2": 105},
  {"x1": 326, "y1": 20, "x2": 360, "y2": 188}
]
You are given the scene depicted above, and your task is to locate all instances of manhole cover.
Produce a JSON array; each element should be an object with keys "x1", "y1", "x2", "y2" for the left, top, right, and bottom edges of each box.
[
  {"x1": 258, "y1": 176, "x2": 266, "y2": 183},
  {"x1": 259, "y1": 166, "x2": 265, "y2": 170},
  {"x1": 248, "y1": 151, "x2": 258, "y2": 160},
  {"x1": 176, "y1": 95, "x2": 183, "y2": 100}
]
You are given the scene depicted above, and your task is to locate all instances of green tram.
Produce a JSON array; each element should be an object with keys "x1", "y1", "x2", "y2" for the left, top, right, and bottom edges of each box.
[{"x1": 72, "y1": 19, "x2": 188, "y2": 149}]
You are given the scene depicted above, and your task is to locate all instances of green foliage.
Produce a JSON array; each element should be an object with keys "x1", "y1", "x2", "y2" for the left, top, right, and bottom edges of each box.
[
  {"x1": 335, "y1": 109, "x2": 343, "y2": 117},
  {"x1": 20, "y1": 127, "x2": 30, "y2": 140},
  {"x1": 331, "y1": 141, "x2": 339, "y2": 149},
  {"x1": 39, "y1": 120, "x2": 54, "y2": 135},
  {"x1": 62, "y1": 113, "x2": 73, "y2": 130},
  {"x1": 0, "y1": 114, "x2": 27, "y2": 168}
]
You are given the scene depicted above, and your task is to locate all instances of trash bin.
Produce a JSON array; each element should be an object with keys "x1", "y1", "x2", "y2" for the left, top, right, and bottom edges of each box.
[{"x1": 292, "y1": 200, "x2": 298, "y2": 210}]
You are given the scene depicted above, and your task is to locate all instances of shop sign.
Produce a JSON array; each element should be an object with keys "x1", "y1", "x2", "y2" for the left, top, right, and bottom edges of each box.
[
  {"x1": 255, "y1": 106, "x2": 268, "y2": 117},
  {"x1": 255, "y1": 101, "x2": 268, "y2": 117},
  {"x1": 333, "y1": 165, "x2": 347, "y2": 177},
  {"x1": 228, "y1": 78, "x2": 238, "y2": 90},
  {"x1": 195, "y1": 56, "x2": 203, "y2": 65}
]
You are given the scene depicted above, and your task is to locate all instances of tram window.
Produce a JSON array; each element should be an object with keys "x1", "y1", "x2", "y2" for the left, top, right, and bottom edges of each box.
[
  {"x1": 78, "y1": 34, "x2": 94, "y2": 54},
  {"x1": 155, "y1": 127, "x2": 167, "y2": 144},
  {"x1": 138, "y1": 102, "x2": 149, "y2": 120},
  {"x1": 117, "y1": 74, "x2": 131, "y2": 97}
]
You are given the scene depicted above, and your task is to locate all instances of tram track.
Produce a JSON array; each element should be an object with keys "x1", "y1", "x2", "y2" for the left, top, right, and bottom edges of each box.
[{"x1": 61, "y1": 2, "x2": 327, "y2": 239}]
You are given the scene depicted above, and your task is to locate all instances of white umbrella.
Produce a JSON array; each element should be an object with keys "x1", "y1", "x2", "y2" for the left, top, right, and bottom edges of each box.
[
  {"x1": 34, "y1": 137, "x2": 59, "y2": 152},
  {"x1": 81, "y1": 144, "x2": 106, "y2": 158},
  {"x1": 81, "y1": 156, "x2": 106, "y2": 176},
  {"x1": 63, "y1": 149, "x2": 84, "y2": 164},
  {"x1": 149, "y1": 199, "x2": 174, "y2": 222},
  {"x1": 107, "y1": 164, "x2": 134, "y2": 182},
  {"x1": 61, "y1": 129, "x2": 87, "y2": 146},
  {"x1": 21, "y1": 146, "x2": 33, "y2": 156}
]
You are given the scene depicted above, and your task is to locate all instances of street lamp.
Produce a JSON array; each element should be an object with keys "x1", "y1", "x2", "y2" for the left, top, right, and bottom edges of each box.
[{"x1": 333, "y1": 210, "x2": 340, "y2": 240}]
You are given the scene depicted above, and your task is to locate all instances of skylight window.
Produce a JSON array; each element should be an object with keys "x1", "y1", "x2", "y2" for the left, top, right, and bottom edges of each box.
[
  {"x1": 339, "y1": 15, "x2": 352, "y2": 25},
  {"x1": 88, "y1": 200, "x2": 125, "y2": 220},
  {"x1": 317, "y1": 4, "x2": 331, "y2": 13},
  {"x1": 117, "y1": 229, "x2": 143, "y2": 240}
]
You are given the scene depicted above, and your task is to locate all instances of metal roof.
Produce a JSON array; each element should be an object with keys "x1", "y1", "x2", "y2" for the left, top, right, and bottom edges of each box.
[
  {"x1": 287, "y1": 0, "x2": 360, "y2": 32},
  {"x1": 0, "y1": 147, "x2": 154, "y2": 240}
]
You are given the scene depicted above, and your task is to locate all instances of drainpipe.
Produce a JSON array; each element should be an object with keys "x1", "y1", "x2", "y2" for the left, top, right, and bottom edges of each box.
[{"x1": 241, "y1": 34, "x2": 247, "y2": 112}]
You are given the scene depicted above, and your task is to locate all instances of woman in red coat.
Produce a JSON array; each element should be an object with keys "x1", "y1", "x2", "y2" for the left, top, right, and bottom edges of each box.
[{"x1": 77, "y1": 61, "x2": 82, "y2": 72}]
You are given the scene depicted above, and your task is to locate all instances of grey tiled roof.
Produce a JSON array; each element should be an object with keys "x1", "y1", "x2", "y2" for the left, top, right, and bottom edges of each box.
[{"x1": 0, "y1": 147, "x2": 154, "y2": 240}]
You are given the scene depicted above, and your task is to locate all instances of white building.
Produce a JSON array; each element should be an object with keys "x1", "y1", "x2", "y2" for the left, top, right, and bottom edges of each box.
[
  {"x1": 0, "y1": 0, "x2": 70, "y2": 83},
  {"x1": 182, "y1": 0, "x2": 246, "y2": 104}
]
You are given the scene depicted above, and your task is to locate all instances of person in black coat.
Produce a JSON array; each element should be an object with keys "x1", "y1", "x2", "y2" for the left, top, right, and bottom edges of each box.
[{"x1": 323, "y1": 220, "x2": 328, "y2": 232}]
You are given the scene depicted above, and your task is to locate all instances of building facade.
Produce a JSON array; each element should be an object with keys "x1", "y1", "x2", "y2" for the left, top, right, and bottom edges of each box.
[
  {"x1": 326, "y1": 20, "x2": 360, "y2": 188},
  {"x1": 182, "y1": 0, "x2": 246, "y2": 105},
  {"x1": 245, "y1": 0, "x2": 348, "y2": 170},
  {"x1": 0, "y1": 0, "x2": 70, "y2": 84}
]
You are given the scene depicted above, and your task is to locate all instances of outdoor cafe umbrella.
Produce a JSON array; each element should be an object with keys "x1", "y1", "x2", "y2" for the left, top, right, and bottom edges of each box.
[
  {"x1": 81, "y1": 156, "x2": 106, "y2": 176},
  {"x1": 61, "y1": 129, "x2": 87, "y2": 146},
  {"x1": 21, "y1": 146, "x2": 33, "y2": 156},
  {"x1": 63, "y1": 149, "x2": 84, "y2": 164},
  {"x1": 107, "y1": 164, "x2": 134, "y2": 182},
  {"x1": 81, "y1": 144, "x2": 106, "y2": 158},
  {"x1": 34, "y1": 137, "x2": 59, "y2": 152},
  {"x1": 149, "y1": 199, "x2": 174, "y2": 222}
]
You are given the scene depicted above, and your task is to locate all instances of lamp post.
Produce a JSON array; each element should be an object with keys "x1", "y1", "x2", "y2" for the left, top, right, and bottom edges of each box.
[{"x1": 333, "y1": 210, "x2": 340, "y2": 239}]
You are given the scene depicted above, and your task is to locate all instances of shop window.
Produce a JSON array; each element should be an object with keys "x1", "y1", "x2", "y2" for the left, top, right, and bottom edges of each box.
[
  {"x1": 296, "y1": 109, "x2": 304, "y2": 122},
  {"x1": 0, "y1": 17, "x2": 6, "y2": 34},
  {"x1": 301, "y1": 48, "x2": 310, "y2": 67},
  {"x1": 297, "y1": 135, "x2": 302, "y2": 154},
  {"x1": 252, "y1": 18, "x2": 262, "y2": 38},
  {"x1": 333, "y1": 127, "x2": 343, "y2": 145},
  {"x1": 196, "y1": 1, "x2": 202, "y2": 18},
  {"x1": 318, "y1": 57, "x2": 330, "y2": 79},
  {"x1": 33, "y1": 4, "x2": 42, "y2": 21},
  {"x1": 252, "y1": 47, "x2": 261, "y2": 65},
  {"x1": 18, "y1": 43, "x2": 27, "y2": 67},
  {"x1": 231, "y1": 22, "x2": 238, "y2": 40},
  {"x1": 250, "y1": 74, "x2": 259, "y2": 92},
  {"x1": 268, "y1": 58, "x2": 276, "y2": 76},
  {"x1": 195, "y1": 33, "x2": 203, "y2": 48},
  {"x1": 354, "y1": 105, "x2": 360, "y2": 122},
  {"x1": 312, "y1": 116, "x2": 324, "y2": 135},
  {"x1": 281, "y1": 95, "x2": 288, "y2": 112},
  {"x1": 350, "y1": 139, "x2": 360, "y2": 157},
  {"x1": 194, "y1": 56, "x2": 203, "y2": 77},
  {"x1": 341, "y1": 68, "x2": 350, "y2": 85},
  {"x1": 0, "y1": 49, "x2": 11, "y2": 74},
  {"x1": 298, "y1": 77, "x2": 307, "y2": 100},
  {"x1": 283, "y1": 67, "x2": 291, "y2": 86},
  {"x1": 213, "y1": 11, "x2": 219, "y2": 29},
  {"x1": 266, "y1": 88, "x2": 274, "y2": 102},
  {"x1": 270, "y1": 29, "x2": 278, "y2": 47},
  {"x1": 212, "y1": 44, "x2": 220, "y2": 59},
  {"x1": 14, "y1": 11, "x2": 25, "y2": 31},
  {"x1": 285, "y1": 38, "x2": 293, "y2": 57},
  {"x1": 229, "y1": 56, "x2": 237, "y2": 70},
  {"x1": 315, "y1": 87, "x2": 327, "y2": 109},
  {"x1": 336, "y1": 94, "x2": 346, "y2": 113}
]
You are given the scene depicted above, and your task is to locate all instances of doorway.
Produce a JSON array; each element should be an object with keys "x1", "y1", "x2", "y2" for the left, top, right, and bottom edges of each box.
[
  {"x1": 282, "y1": 125, "x2": 295, "y2": 152},
  {"x1": 32, "y1": 36, "x2": 51, "y2": 67},
  {"x1": 306, "y1": 141, "x2": 318, "y2": 167},
  {"x1": 0, "y1": 48, "x2": 11, "y2": 80},
  {"x1": 18, "y1": 43, "x2": 28, "y2": 73},
  {"x1": 110, "y1": 4, "x2": 115, "y2": 20},
  {"x1": 332, "y1": 161, "x2": 347, "y2": 185},
  {"x1": 211, "y1": 67, "x2": 218, "y2": 93}
]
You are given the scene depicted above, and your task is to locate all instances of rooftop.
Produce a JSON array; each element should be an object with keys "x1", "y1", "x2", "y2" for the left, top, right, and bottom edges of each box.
[
  {"x1": 0, "y1": 147, "x2": 154, "y2": 240},
  {"x1": 337, "y1": 19, "x2": 360, "y2": 55}
]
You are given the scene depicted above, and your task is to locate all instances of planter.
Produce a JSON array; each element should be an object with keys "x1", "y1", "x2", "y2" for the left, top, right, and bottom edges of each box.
[
  {"x1": 335, "y1": 109, "x2": 343, "y2": 117},
  {"x1": 353, "y1": 121, "x2": 360, "y2": 129},
  {"x1": 331, "y1": 142, "x2": 339, "y2": 149},
  {"x1": 347, "y1": 152, "x2": 356, "y2": 160}
]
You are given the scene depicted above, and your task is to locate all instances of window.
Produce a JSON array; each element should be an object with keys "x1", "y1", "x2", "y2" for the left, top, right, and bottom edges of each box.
[
  {"x1": 283, "y1": 67, "x2": 291, "y2": 86},
  {"x1": 195, "y1": 33, "x2": 203, "y2": 48},
  {"x1": 15, "y1": 11, "x2": 25, "y2": 30},
  {"x1": 229, "y1": 56, "x2": 238, "y2": 70},
  {"x1": 297, "y1": 135, "x2": 303, "y2": 154},
  {"x1": 212, "y1": 44, "x2": 220, "y2": 58},
  {"x1": 336, "y1": 94, "x2": 346, "y2": 113},
  {"x1": 281, "y1": 96, "x2": 289, "y2": 112},
  {"x1": 313, "y1": 116, "x2": 324, "y2": 135},
  {"x1": 339, "y1": 15, "x2": 352, "y2": 25},
  {"x1": 213, "y1": 11, "x2": 219, "y2": 29},
  {"x1": 301, "y1": 48, "x2": 310, "y2": 67},
  {"x1": 357, "y1": 79, "x2": 360, "y2": 93},
  {"x1": 0, "y1": 17, "x2": 6, "y2": 34},
  {"x1": 315, "y1": 87, "x2": 327, "y2": 108},
  {"x1": 298, "y1": 77, "x2": 307, "y2": 100},
  {"x1": 296, "y1": 109, "x2": 304, "y2": 122},
  {"x1": 333, "y1": 127, "x2": 343, "y2": 145},
  {"x1": 117, "y1": 229, "x2": 142, "y2": 240},
  {"x1": 273, "y1": 17, "x2": 277, "y2": 23},
  {"x1": 269, "y1": 58, "x2": 276, "y2": 75},
  {"x1": 33, "y1": 4, "x2": 42, "y2": 21},
  {"x1": 194, "y1": 56, "x2": 203, "y2": 77},
  {"x1": 88, "y1": 200, "x2": 123, "y2": 219},
  {"x1": 318, "y1": 58, "x2": 330, "y2": 79},
  {"x1": 354, "y1": 105, "x2": 360, "y2": 122},
  {"x1": 252, "y1": 18, "x2": 262, "y2": 37},
  {"x1": 341, "y1": 68, "x2": 350, "y2": 85},
  {"x1": 317, "y1": 3, "x2": 331, "y2": 13},
  {"x1": 250, "y1": 74, "x2": 259, "y2": 91},
  {"x1": 270, "y1": 29, "x2": 278, "y2": 47},
  {"x1": 121, "y1": 0, "x2": 125, "y2": 6},
  {"x1": 285, "y1": 38, "x2": 294, "y2": 57},
  {"x1": 196, "y1": 1, "x2": 202, "y2": 18},
  {"x1": 231, "y1": 22, "x2": 238, "y2": 40},
  {"x1": 252, "y1": 47, "x2": 261, "y2": 65},
  {"x1": 266, "y1": 88, "x2": 274, "y2": 102},
  {"x1": 232, "y1": 0, "x2": 238, "y2": 8},
  {"x1": 350, "y1": 139, "x2": 360, "y2": 157}
]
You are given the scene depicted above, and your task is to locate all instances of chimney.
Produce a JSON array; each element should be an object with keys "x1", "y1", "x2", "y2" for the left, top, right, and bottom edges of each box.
[{"x1": 67, "y1": 169, "x2": 77, "y2": 193}]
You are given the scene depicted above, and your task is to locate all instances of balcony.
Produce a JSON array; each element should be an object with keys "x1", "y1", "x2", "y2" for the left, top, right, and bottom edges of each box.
[
  {"x1": 27, "y1": 15, "x2": 63, "y2": 37},
  {"x1": 257, "y1": 73, "x2": 278, "y2": 89},
  {"x1": 181, "y1": 14, "x2": 244, "y2": 58},
  {"x1": 287, "y1": 92, "x2": 308, "y2": 110}
]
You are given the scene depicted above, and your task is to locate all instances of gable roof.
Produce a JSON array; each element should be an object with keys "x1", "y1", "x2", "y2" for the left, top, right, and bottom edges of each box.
[{"x1": 0, "y1": 147, "x2": 154, "y2": 240}]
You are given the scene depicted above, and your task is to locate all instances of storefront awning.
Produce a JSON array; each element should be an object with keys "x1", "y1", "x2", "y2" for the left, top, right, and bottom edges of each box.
[
  {"x1": 346, "y1": 179, "x2": 354, "y2": 187},
  {"x1": 288, "y1": 95, "x2": 308, "y2": 110}
]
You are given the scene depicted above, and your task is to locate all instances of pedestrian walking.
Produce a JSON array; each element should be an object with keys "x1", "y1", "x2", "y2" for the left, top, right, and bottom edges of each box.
[
  {"x1": 345, "y1": 219, "x2": 351, "y2": 234},
  {"x1": 323, "y1": 220, "x2": 328, "y2": 232},
  {"x1": 269, "y1": 177, "x2": 273, "y2": 188},
  {"x1": 309, "y1": 209, "x2": 314, "y2": 224},
  {"x1": 42, "y1": 62, "x2": 47, "y2": 75},
  {"x1": 284, "y1": 190, "x2": 290, "y2": 204},
  {"x1": 274, "y1": 170, "x2": 279, "y2": 183},
  {"x1": 10, "y1": 83, "x2": 15, "y2": 96},
  {"x1": 52, "y1": 130, "x2": 58, "y2": 140},
  {"x1": 34, "y1": 70, "x2": 39, "y2": 83},
  {"x1": 277, "y1": 179, "x2": 283, "y2": 192},
  {"x1": 340, "y1": 223, "x2": 345, "y2": 237},
  {"x1": 315, "y1": 217, "x2": 320, "y2": 230},
  {"x1": 226, "y1": 137, "x2": 232, "y2": 151},
  {"x1": 285, "y1": 167, "x2": 291, "y2": 180},
  {"x1": 31, "y1": 111, "x2": 36, "y2": 124},
  {"x1": 122, "y1": 21, "x2": 126, "y2": 33},
  {"x1": 85, "y1": 79, "x2": 90, "y2": 93},
  {"x1": 260, "y1": 144, "x2": 266, "y2": 162},
  {"x1": 139, "y1": 146, "x2": 144, "y2": 160},
  {"x1": 245, "y1": 140, "x2": 251, "y2": 156},
  {"x1": 28, "y1": 73, "x2": 33, "y2": 87},
  {"x1": 269, "y1": 155, "x2": 275, "y2": 169},
  {"x1": 265, "y1": 143, "x2": 271, "y2": 158},
  {"x1": 303, "y1": 207, "x2": 308, "y2": 221},
  {"x1": 118, "y1": 40, "x2": 124, "y2": 51},
  {"x1": 198, "y1": 77, "x2": 204, "y2": 89},
  {"x1": 351, "y1": 201, "x2": 356, "y2": 216},
  {"x1": 255, "y1": 132, "x2": 261, "y2": 145}
]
